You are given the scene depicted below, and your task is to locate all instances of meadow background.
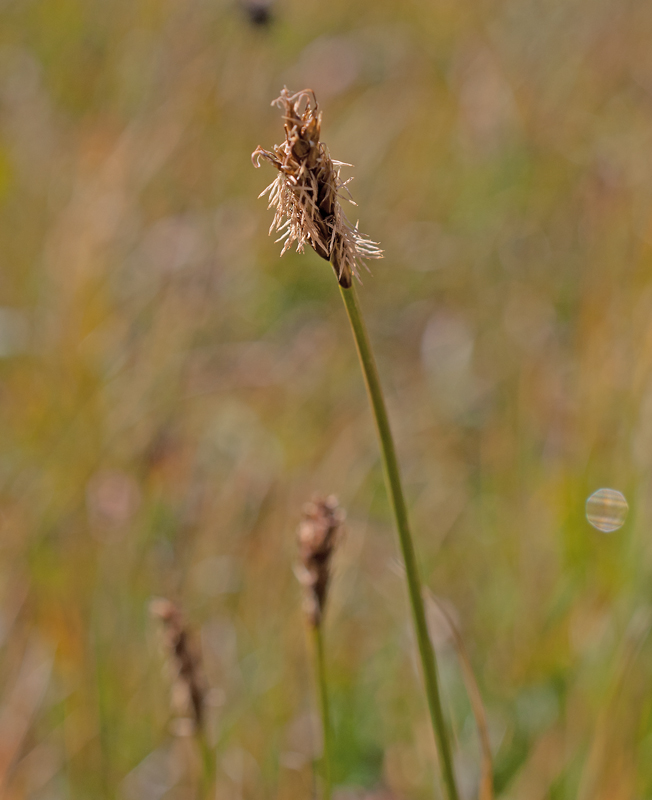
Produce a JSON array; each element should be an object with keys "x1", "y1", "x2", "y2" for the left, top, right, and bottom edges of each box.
[{"x1": 1, "y1": 0, "x2": 652, "y2": 797}]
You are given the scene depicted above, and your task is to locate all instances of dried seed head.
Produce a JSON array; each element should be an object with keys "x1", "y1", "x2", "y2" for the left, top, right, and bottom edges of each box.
[
  {"x1": 296, "y1": 495, "x2": 345, "y2": 627},
  {"x1": 150, "y1": 598, "x2": 206, "y2": 731},
  {"x1": 252, "y1": 88, "x2": 382, "y2": 288}
]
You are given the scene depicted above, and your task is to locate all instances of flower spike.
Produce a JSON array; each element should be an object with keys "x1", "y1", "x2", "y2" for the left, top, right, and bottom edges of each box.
[{"x1": 252, "y1": 88, "x2": 382, "y2": 287}]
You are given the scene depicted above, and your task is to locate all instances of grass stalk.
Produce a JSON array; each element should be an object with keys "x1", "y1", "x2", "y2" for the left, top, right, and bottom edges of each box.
[
  {"x1": 198, "y1": 731, "x2": 214, "y2": 797},
  {"x1": 312, "y1": 623, "x2": 333, "y2": 800},
  {"x1": 339, "y1": 283, "x2": 459, "y2": 800}
]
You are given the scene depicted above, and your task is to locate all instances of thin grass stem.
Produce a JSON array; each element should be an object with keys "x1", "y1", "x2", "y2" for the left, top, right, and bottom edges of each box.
[
  {"x1": 339, "y1": 283, "x2": 459, "y2": 800},
  {"x1": 198, "y1": 731, "x2": 214, "y2": 797},
  {"x1": 312, "y1": 623, "x2": 333, "y2": 800}
]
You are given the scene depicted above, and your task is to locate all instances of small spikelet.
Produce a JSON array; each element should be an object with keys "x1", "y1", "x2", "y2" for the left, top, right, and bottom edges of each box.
[
  {"x1": 252, "y1": 88, "x2": 382, "y2": 287},
  {"x1": 150, "y1": 598, "x2": 206, "y2": 732},
  {"x1": 296, "y1": 495, "x2": 344, "y2": 627}
]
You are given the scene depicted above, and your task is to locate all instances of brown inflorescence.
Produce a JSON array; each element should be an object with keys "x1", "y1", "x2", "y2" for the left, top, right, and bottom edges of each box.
[
  {"x1": 252, "y1": 88, "x2": 382, "y2": 288},
  {"x1": 296, "y1": 495, "x2": 345, "y2": 627},
  {"x1": 150, "y1": 598, "x2": 206, "y2": 731}
]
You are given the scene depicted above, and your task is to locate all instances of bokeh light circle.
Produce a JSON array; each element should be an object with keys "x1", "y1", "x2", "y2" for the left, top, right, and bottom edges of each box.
[{"x1": 586, "y1": 488, "x2": 628, "y2": 533}]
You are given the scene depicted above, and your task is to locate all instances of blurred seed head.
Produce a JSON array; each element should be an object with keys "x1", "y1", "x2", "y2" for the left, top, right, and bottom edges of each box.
[
  {"x1": 252, "y1": 88, "x2": 382, "y2": 288},
  {"x1": 240, "y1": 0, "x2": 273, "y2": 27},
  {"x1": 296, "y1": 495, "x2": 344, "y2": 627},
  {"x1": 150, "y1": 598, "x2": 206, "y2": 732}
]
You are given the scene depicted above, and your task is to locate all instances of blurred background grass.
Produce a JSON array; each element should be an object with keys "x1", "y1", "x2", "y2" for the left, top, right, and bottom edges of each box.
[{"x1": 1, "y1": 0, "x2": 652, "y2": 797}]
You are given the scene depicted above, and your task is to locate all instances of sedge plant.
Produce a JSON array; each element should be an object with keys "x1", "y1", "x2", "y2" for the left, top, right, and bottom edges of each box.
[
  {"x1": 296, "y1": 495, "x2": 345, "y2": 800},
  {"x1": 253, "y1": 88, "x2": 461, "y2": 800},
  {"x1": 150, "y1": 598, "x2": 214, "y2": 795}
]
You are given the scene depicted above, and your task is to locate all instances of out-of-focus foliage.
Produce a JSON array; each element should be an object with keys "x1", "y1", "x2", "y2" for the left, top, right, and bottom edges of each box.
[{"x1": 1, "y1": 0, "x2": 652, "y2": 797}]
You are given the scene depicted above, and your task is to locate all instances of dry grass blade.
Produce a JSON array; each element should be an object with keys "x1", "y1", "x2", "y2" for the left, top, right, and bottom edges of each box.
[
  {"x1": 577, "y1": 607, "x2": 652, "y2": 800},
  {"x1": 425, "y1": 592, "x2": 494, "y2": 800},
  {"x1": 0, "y1": 639, "x2": 54, "y2": 791}
]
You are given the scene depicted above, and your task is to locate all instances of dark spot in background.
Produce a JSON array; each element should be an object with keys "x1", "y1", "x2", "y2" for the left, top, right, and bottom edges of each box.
[{"x1": 241, "y1": 0, "x2": 273, "y2": 27}]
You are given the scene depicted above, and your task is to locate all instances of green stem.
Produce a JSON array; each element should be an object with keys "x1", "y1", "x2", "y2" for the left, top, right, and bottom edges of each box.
[
  {"x1": 197, "y1": 730, "x2": 213, "y2": 798},
  {"x1": 339, "y1": 284, "x2": 459, "y2": 800},
  {"x1": 313, "y1": 623, "x2": 333, "y2": 800}
]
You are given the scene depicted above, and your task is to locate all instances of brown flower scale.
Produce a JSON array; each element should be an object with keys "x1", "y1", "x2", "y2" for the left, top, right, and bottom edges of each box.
[
  {"x1": 252, "y1": 88, "x2": 382, "y2": 288},
  {"x1": 150, "y1": 598, "x2": 206, "y2": 731},
  {"x1": 296, "y1": 495, "x2": 344, "y2": 627}
]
